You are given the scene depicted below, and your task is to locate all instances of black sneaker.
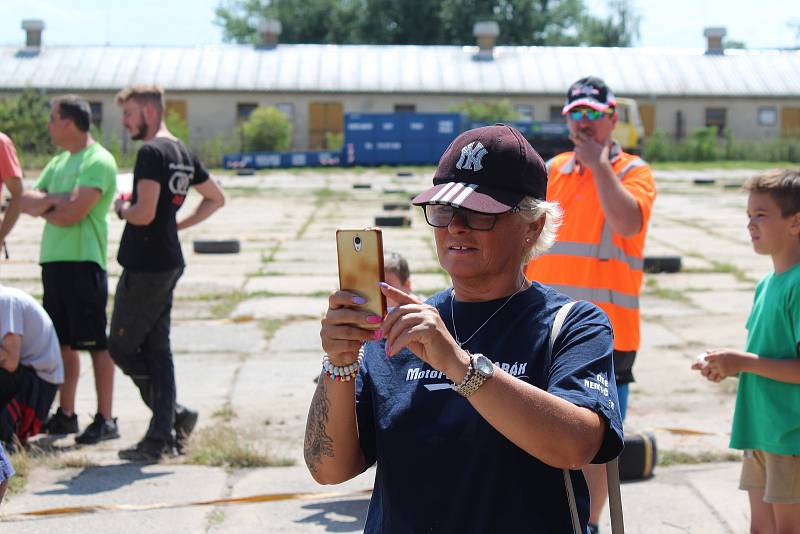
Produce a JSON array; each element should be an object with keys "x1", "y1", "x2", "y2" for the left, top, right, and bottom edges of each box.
[
  {"x1": 75, "y1": 414, "x2": 120, "y2": 445},
  {"x1": 174, "y1": 408, "x2": 199, "y2": 455},
  {"x1": 118, "y1": 438, "x2": 175, "y2": 463},
  {"x1": 41, "y1": 408, "x2": 79, "y2": 435}
]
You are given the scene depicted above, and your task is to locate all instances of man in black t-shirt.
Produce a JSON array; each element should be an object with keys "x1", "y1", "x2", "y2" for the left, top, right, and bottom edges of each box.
[{"x1": 111, "y1": 85, "x2": 225, "y2": 462}]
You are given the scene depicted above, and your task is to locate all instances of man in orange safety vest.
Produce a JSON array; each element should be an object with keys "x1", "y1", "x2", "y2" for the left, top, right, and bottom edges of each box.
[{"x1": 525, "y1": 76, "x2": 656, "y2": 534}]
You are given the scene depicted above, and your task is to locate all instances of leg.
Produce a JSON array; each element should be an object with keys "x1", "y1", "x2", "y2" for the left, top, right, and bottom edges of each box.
[
  {"x1": 749, "y1": 490, "x2": 776, "y2": 534},
  {"x1": 58, "y1": 345, "x2": 80, "y2": 416},
  {"x1": 140, "y1": 283, "x2": 178, "y2": 446},
  {"x1": 89, "y1": 350, "x2": 115, "y2": 420},
  {"x1": 108, "y1": 270, "x2": 169, "y2": 407},
  {"x1": 773, "y1": 503, "x2": 800, "y2": 534},
  {"x1": 110, "y1": 269, "x2": 182, "y2": 447}
]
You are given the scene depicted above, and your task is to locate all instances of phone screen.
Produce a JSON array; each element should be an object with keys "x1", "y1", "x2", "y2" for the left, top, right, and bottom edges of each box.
[{"x1": 336, "y1": 228, "x2": 387, "y2": 327}]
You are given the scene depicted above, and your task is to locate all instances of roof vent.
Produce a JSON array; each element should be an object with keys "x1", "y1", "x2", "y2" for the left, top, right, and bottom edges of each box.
[
  {"x1": 257, "y1": 19, "x2": 282, "y2": 49},
  {"x1": 703, "y1": 27, "x2": 726, "y2": 55},
  {"x1": 21, "y1": 19, "x2": 45, "y2": 48},
  {"x1": 473, "y1": 21, "x2": 499, "y2": 61}
]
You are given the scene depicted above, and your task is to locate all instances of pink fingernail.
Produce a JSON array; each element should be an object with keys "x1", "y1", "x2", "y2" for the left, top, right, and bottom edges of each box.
[
  {"x1": 373, "y1": 329, "x2": 383, "y2": 340},
  {"x1": 367, "y1": 315, "x2": 382, "y2": 324},
  {"x1": 378, "y1": 282, "x2": 389, "y2": 288}
]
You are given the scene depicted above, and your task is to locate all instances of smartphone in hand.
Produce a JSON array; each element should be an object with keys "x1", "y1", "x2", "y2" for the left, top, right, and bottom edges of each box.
[{"x1": 336, "y1": 228, "x2": 387, "y2": 329}]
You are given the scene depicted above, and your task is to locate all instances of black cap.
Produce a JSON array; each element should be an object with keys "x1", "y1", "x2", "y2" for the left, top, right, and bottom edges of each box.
[
  {"x1": 411, "y1": 124, "x2": 547, "y2": 214},
  {"x1": 562, "y1": 76, "x2": 616, "y2": 114}
]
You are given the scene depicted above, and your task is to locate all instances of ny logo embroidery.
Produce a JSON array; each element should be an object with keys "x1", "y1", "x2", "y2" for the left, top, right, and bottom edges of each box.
[{"x1": 456, "y1": 142, "x2": 488, "y2": 171}]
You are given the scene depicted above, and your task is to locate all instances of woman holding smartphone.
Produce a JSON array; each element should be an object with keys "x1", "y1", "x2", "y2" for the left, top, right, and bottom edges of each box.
[{"x1": 305, "y1": 125, "x2": 623, "y2": 533}]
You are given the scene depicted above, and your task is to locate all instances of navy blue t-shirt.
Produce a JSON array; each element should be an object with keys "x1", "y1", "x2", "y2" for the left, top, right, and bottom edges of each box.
[{"x1": 355, "y1": 282, "x2": 623, "y2": 533}]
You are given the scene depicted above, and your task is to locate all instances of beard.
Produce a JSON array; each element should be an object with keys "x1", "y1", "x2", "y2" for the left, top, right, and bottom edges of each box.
[{"x1": 130, "y1": 112, "x2": 149, "y2": 141}]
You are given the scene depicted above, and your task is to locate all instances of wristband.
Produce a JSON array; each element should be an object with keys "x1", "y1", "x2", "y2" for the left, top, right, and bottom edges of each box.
[{"x1": 322, "y1": 346, "x2": 364, "y2": 382}]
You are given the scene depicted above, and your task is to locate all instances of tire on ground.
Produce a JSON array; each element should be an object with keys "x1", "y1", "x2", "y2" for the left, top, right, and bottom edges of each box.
[
  {"x1": 193, "y1": 239, "x2": 241, "y2": 254},
  {"x1": 643, "y1": 256, "x2": 682, "y2": 274},
  {"x1": 619, "y1": 431, "x2": 658, "y2": 481}
]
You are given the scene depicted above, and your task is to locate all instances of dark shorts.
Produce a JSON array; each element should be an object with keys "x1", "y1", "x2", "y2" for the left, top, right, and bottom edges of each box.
[
  {"x1": 42, "y1": 261, "x2": 108, "y2": 351},
  {"x1": 0, "y1": 365, "x2": 58, "y2": 446},
  {"x1": 613, "y1": 350, "x2": 637, "y2": 385}
]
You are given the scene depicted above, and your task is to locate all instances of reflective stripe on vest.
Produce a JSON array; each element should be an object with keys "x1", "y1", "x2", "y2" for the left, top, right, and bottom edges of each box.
[
  {"x1": 548, "y1": 284, "x2": 640, "y2": 310},
  {"x1": 547, "y1": 157, "x2": 646, "y2": 269}
]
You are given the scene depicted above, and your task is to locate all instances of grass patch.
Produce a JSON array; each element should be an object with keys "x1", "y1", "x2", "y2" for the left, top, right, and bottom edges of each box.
[
  {"x1": 313, "y1": 187, "x2": 350, "y2": 201},
  {"x1": 643, "y1": 278, "x2": 691, "y2": 303},
  {"x1": 707, "y1": 260, "x2": 757, "y2": 284},
  {"x1": 260, "y1": 318, "x2": 286, "y2": 342},
  {"x1": 208, "y1": 509, "x2": 226, "y2": 525},
  {"x1": 261, "y1": 240, "x2": 283, "y2": 264},
  {"x1": 183, "y1": 425, "x2": 295, "y2": 469},
  {"x1": 210, "y1": 290, "x2": 248, "y2": 319},
  {"x1": 55, "y1": 455, "x2": 96, "y2": 469},
  {"x1": 212, "y1": 405, "x2": 237, "y2": 422},
  {"x1": 6, "y1": 444, "x2": 34, "y2": 495},
  {"x1": 658, "y1": 449, "x2": 740, "y2": 467},
  {"x1": 651, "y1": 161, "x2": 796, "y2": 171}
]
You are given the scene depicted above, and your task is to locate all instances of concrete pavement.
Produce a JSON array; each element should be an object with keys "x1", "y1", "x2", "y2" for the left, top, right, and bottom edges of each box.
[{"x1": 0, "y1": 167, "x2": 762, "y2": 532}]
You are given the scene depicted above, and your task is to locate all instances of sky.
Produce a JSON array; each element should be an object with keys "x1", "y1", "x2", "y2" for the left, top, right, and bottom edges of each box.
[{"x1": 1, "y1": 0, "x2": 798, "y2": 49}]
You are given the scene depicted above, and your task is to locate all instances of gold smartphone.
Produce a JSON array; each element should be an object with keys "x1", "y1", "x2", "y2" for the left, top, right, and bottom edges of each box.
[{"x1": 336, "y1": 228, "x2": 387, "y2": 328}]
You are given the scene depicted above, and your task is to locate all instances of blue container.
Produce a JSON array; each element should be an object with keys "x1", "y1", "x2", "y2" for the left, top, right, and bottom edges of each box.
[{"x1": 344, "y1": 114, "x2": 376, "y2": 141}]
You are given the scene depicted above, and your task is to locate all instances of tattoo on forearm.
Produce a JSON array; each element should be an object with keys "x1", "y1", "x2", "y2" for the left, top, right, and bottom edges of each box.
[{"x1": 304, "y1": 376, "x2": 335, "y2": 475}]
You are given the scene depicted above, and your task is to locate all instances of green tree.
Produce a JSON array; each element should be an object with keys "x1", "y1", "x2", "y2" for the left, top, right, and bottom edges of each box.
[
  {"x1": 166, "y1": 108, "x2": 190, "y2": 145},
  {"x1": 578, "y1": 0, "x2": 640, "y2": 47},
  {"x1": 449, "y1": 99, "x2": 519, "y2": 122},
  {"x1": 241, "y1": 106, "x2": 293, "y2": 152},
  {"x1": 215, "y1": 0, "x2": 639, "y2": 47},
  {"x1": 0, "y1": 90, "x2": 52, "y2": 156}
]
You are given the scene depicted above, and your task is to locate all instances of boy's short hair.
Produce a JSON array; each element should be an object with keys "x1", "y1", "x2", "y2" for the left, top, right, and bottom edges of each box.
[
  {"x1": 52, "y1": 95, "x2": 91, "y2": 132},
  {"x1": 384, "y1": 250, "x2": 410, "y2": 284},
  {"x1": 115, "y1": 85, "x2": 165, "y2": 116},
  {"x1": 744, "y1": 169, "x2": 800, "y2": 217}
]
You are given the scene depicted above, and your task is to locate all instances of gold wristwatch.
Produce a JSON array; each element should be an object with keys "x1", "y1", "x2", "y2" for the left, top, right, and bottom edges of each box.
[{"x1": 452, "y1": 353, "x2": 494, "y2": 398}]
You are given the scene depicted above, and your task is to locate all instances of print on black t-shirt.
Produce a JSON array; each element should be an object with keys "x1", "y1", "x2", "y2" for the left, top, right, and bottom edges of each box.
[{"x1": 117, "y1": 137, "x2": 210, "y2": 272}]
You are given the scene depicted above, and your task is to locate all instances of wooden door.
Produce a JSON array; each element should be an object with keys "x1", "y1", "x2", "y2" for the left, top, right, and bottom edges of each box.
[
  {"x1": 638, "y1": 103, "x2": 656, "y2": 137},
  {"x1": 781, "y1": 107, "x2": 800, "y2": 137},
  {"x1": 309, "y1": 102, "x2": 343, "y2": 149}
]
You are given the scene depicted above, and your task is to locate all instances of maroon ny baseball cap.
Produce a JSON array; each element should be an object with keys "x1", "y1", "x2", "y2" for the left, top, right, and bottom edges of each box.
[{"x1": 411, "y1": 124, "x2": 547, "y2": 214}]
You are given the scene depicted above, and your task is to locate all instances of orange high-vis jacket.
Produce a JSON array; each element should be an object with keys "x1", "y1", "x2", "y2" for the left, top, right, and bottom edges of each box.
[{"x1": 525, "y1": 147, "x2": 656, "y2": 351}]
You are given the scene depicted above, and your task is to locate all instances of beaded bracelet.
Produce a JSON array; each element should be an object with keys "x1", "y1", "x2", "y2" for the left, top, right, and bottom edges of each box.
[{"x1": 322, "y1": 346, "x2": 365, "y2": 382}]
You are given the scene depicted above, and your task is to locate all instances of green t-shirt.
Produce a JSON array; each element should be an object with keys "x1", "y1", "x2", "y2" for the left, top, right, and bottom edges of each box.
[
  {"x1": 34, "y1": 143, "x2": 117, "y2": 270},
  {"x1": 730, "y1": 263, "x2": 800, "y2": 454}
]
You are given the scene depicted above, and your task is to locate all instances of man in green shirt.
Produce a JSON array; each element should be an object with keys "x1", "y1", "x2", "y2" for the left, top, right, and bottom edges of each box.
[{"x1": 21, "y1": 95, "x2": 120, "y2": 445}]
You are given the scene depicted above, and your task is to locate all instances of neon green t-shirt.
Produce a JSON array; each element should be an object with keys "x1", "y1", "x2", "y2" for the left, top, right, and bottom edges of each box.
[
  {"x1": 34, "y1": 143, "x2": 117, "y2": 270},
  {"x1": 730, "y1": 263, "x2": 800, "y2": 454}
]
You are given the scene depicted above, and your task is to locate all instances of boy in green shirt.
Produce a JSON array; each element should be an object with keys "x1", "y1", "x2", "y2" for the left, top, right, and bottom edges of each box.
[
  {"x1": 21, "y1": 95, "x2": 119, "y2": 445},
  {"x1": 692, "y1": 169, "x2": 800, "y2": 532}
]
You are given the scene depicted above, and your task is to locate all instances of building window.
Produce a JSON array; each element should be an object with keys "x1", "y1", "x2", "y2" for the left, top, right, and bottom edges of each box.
[
  {"x1": 549, "y1": 105, "x2": 565, "y2": 122},
  {"x1": 394, "y1": 104, "x2": 416, "y2": 113},
  {"x1": 237, "y1": 103, "x2": 258, "y2": 123},
  {"x1": 89, "y1": 101, "x2": 102, "y2": 130},
  {"x1": 705, "y1": 107, "x2": 727, "y2": 135},
  {"x1": 515, "y1": 105, "x2": 533, "y2": 121},
  {"x1": 757, "y1": 106, "x2": 777, "y2": 126},
  {"x1": 276, "y1": 103, "x2": 294, "y2": 121}
]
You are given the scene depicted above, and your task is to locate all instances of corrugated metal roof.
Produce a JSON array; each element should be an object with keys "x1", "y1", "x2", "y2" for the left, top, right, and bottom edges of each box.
[{"x1": 1, "y1": 44, "x2": 799, "y2": 97}]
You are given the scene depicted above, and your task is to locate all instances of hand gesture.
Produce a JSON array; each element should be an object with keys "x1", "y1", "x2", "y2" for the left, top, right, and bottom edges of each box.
[
  {"x1": 691, "y1": 349, "x2": 750, "y2": 383},
  {"x1": 570, "y1": 131, "x2": 610, "y2": 171},
  {"x1": 378, "y1": 283, "x2": 468, "y2": 379},
  {"x1": 320, "y1": 291, "x2": 382, "y2": 366}
]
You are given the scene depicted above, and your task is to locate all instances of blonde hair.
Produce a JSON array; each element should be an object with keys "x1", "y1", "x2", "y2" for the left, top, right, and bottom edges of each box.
[
  {"x1": 115, "y1": 85, "x2": 165, "y2": 117},
  {"x1": 518, "y1": 196, "x2": 563, "y2": 264}
]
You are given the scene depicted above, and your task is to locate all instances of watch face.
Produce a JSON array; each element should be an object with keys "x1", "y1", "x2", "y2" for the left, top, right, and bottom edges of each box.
[{"x1": 474, "y1": 354, "x2": 494, "y2": 376}]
